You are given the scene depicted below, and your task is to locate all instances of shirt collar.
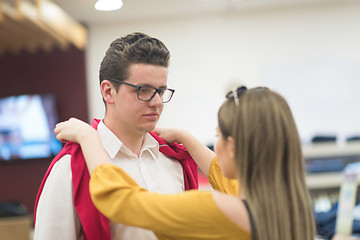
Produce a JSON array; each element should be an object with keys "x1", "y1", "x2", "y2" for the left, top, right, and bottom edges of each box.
[
  {"x1": 143, "y1": 133, "x2": 159, "y2": 158},
  {"x1": 97, "y1": 120, "x2": 159, "y2": 159}
]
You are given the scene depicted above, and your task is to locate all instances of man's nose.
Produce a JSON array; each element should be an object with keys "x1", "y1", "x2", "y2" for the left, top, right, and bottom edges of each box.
[{"x1": 149, "y1": 92, "x2": 163, "y2": 105}]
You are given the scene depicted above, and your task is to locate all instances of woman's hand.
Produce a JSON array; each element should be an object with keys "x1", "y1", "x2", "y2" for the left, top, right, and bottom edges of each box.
[
  {"x1": 153, "y1": 127, "x2": 215, "y2": 176},
  {"x1": 55, "y1": 118, "x2": 111, "y2": 173},
  {"x1": 54, "y1": 118, "x2": 96, "y2": 144},
  {"x1": 152, "y1": 127, "x2": 186, "y2": 144}
]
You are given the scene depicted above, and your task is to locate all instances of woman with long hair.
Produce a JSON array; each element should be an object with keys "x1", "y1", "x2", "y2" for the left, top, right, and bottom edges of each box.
[{"x1": 55, "y1": 86, "x2": 316, "y2": 240}]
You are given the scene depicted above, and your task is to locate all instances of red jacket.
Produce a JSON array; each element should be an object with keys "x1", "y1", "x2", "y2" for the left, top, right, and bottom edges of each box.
[{"x1": 34, "y1": 119, "x2": 198, "y2": 240}]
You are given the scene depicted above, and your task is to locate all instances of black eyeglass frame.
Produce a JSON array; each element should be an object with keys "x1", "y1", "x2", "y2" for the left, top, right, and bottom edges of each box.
[{"x1": 110, "y1": 79, "x2": 175, "y2": 103}]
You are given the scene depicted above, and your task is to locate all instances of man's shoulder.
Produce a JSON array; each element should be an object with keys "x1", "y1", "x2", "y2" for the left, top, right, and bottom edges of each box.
[
  {"x1": 52, "y1": 142, "x2": 81, "y2": 161},
  {"x1": 45, "y1": 142, "x2": 80, "y2": 179},
  {"x1": 37, "y1": 153, "x2": 73, "y2": 200},
  {"x1": 48, "y1": 154, "x2": 72, "y2": 177}
]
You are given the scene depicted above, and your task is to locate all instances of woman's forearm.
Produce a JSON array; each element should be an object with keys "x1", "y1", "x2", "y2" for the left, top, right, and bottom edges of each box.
[
  {"x1": 77, "y1": 128, "x2": 112, "y2": 174},
  {"x1": 175, "y1": 130, "x2": 215, "y2": 176}
]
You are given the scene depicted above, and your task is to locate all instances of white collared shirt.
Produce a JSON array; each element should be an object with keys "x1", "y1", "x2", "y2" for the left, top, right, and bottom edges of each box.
[{"x1": 34, "y1": 120, "x2": 184, "y2": 240}]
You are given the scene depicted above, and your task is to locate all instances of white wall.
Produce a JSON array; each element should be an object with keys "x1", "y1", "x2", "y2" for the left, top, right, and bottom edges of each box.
[{"x1": 85, "y1": 1, "x2": 360, "y2": 146}]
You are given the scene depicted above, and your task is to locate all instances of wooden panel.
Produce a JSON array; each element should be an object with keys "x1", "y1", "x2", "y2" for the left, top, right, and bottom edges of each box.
[{"x1": 0, "y1": 0, "x2": 87, "y2": 55}]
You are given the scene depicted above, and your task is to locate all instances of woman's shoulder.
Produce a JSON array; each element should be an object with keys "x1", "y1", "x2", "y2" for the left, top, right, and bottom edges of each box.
[{"x1": 211, "y1": 191, "x2": 251, "y2": 232}]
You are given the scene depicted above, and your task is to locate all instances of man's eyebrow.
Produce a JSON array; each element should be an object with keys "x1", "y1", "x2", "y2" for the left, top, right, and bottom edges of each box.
[{"x1": 141, "y1": 83, "x2": 168, "y2": 89}]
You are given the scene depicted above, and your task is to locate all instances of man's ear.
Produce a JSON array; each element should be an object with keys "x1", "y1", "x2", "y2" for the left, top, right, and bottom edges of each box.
[
  {"x1": 226, "y1": 136, "x2": 235, "y2": 160},
  {"x1": 101, "y1": 80, "x2": 115, "y2": 104}
]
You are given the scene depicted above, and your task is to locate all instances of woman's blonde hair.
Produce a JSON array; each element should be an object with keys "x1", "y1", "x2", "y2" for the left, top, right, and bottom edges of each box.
[{"x1": 218, "y1": 87, "x2": 315, "y2": 240}]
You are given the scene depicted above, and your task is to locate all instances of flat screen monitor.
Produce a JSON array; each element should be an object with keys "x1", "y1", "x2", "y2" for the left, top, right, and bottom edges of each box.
[{"x1": 0, "y1": 94, "x2": 62, "y2": 161}]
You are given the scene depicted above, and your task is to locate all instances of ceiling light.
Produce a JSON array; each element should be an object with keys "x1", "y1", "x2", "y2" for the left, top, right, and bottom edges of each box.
[{"x1": 95, "y1": 0, "x2": 123, "y2": 11}]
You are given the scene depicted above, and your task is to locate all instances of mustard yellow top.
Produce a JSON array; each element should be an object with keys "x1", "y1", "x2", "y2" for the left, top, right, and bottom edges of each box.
[
  {"x1": 89, "y1": 157, "x2": 251, "y2": 240},
  {"x1": 207, "y1": 157, "x2": 239, "y2": 196}
]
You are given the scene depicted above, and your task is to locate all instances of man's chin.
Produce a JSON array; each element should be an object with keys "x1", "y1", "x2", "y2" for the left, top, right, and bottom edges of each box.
[{"x1": 142, "y1": 124, "x2": 157, "y2": 133}]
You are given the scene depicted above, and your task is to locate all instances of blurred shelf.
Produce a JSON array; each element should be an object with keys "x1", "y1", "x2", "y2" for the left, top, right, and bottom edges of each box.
[
  {"x1": 304, "y1": 142, "x2": 360, "y2": 190},
  {"x1": 303, "y1": 141, "x2": 360, "y2": 159}
]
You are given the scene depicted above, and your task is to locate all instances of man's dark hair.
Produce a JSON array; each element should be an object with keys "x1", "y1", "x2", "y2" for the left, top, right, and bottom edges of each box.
[{"x1": 99, "y1": 32, "x2": 170, "y2": 88}]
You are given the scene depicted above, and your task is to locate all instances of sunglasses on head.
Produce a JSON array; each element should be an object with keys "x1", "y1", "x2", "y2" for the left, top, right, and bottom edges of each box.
[
  {"x1": 226, "y1": 86, "x2": 269, "y2": 105},
  {"x1": 225, "y1": 86, "x2": 247, "y2": 105}
]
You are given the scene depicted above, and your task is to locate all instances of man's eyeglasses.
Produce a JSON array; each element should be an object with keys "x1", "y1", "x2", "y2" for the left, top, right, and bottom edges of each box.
[
  {"x1": 226, "y1": 86, "x2": 247, "y2": 105},
  {"x1": 110, "y1": 79, "x2": 175, "y2": 103}
]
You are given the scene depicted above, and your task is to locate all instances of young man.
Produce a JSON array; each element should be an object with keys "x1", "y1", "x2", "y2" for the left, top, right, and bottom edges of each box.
[{"x1": 34, "y1": 32, "x2": 198, "y2": 240}]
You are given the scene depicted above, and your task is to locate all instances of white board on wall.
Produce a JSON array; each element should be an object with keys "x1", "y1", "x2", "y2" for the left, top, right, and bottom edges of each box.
[{"x1": 263, "y1": 58, "x2": 360, "y2": 144}]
